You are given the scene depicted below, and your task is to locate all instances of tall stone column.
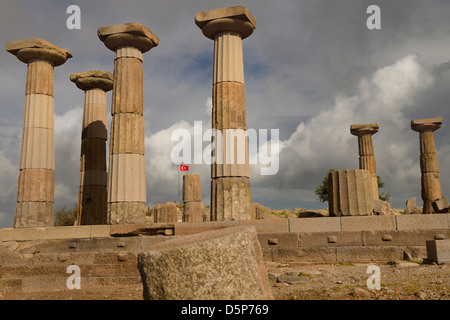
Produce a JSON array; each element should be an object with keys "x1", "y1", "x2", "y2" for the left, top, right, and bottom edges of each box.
[
  {"x1": 183, "y1": 174, "x2": 203, "y2": 222},
  {"x1": 195, "y1": 6, "x2": 256, "y2": 221},
  {"x1": 98, "y1": 23, "x2": 159, "y2": 224},
  {"x1": 70, "y1": 70, "x2": 113, "y2": 225},
  {"x1": 350, "y1": 123, "x2": 379, "y2": 199},
  {"x1": 6, "y1": 39, "x2": 72, "y2": 228},
  {"x1": 411, "y1": 117, "x2": 443, "y2": 214}
]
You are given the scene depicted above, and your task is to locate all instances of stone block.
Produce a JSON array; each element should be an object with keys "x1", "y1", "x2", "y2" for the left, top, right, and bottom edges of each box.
[
  {"x1": 79, "y1": 170, "x2": 107, "y2": 187},
  {"x1": 289, "y1": 217, "x2": 341, "y2": 233},
  {"x1": 241, "y1": 219, "x2": 289, "y2": 233},
  {"x1": 109, "y1": 113, "x2": 145, "y2": 155},
  {"x1": 154, "y1": 202, "x2": 178, "y2": 223},
  {"x1": 396, "y1": 214, "x2": 449, "y2": 231},
  {"x1": 271, "y1": 247, "x2": 337, "y2": 264},
  {"x1": 363, "y1": 230, "x2": 450, "y2": 246},
  {"x1": 19, "y1": 127, "x2": 54, "y2": 170},
  {"x1": 137, "y1": 225, "x2": 273, "y2": 300},
  {"x1": 111, "y1": 58, "x2": 144, "y2": 115},
  {"x1": 432, "y1": 197, "x2": 449, "y2": 213},
  {"x1": 24, "y1": 94, "x2": 54, "y2": 129},
  {"x1": 341, "y1": 215, "x2": 396, "y2": 232},
  {"x1": 80, "y1": 138, "x2": 107, "y2": 171},
  {"x1": 14, "y1": 202, "x2": 54, "y2": 228},
  {"x1": 426, "y1": 239, "x2": 450, "y2": 264},
  {"x1": 211, "y1": 177, "x2": 252, "y2": 221},
  {"x1": 182, "y1": 201, "x2": 203, "y2": 222},
  {"x1": 70, "y1": 70, "x2": 113, "y2": 92},
  {"x1": 328, "y1": 169, "x2": 374, "y2": 216},
  {"x1": 16, "y1": 169, "x2": 54, "y2": 202},
  {"x1": 405, "y1": 197, "x2": 421, "y2": 214},
  {"x1": 78, "y1": 185, "x2": 107, "y2": 225},
  {"x1": 174, "y1": 221, "x2": 239, "y2": 236},
  {"x1": 213, "y1": 82, "x2": 247, "y2": 129},
  {"x1": 108, "y1": 154, "x2": 146, "y2": 202},
  {"x1": 299, "y1": 231, "x2": 363, "y2": 247},
  {"x1": 257, "y1": 232, "x2": 299, "y2": 248},
  {"x1": 182, "y1": 174, "x2": 201, "y2": 202},
  {"x1": 336, "y1": 246, "x2": 404, "y2": 263},
  {"x1": 108, "y1": 202, "x2": 147, "y2": 225}
]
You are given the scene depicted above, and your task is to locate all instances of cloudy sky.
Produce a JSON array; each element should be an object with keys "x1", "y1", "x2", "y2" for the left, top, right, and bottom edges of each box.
[{"x1": 1, "y1": 0, "x2": 450, "y2": 228}]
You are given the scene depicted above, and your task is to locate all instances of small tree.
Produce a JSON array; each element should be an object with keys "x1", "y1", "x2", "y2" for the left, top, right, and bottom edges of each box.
[
  {"x1": 54, "y1": 205, "x2": 78, "y2": 226},
  {"x1": 314, "y1": 169, "x2": 335, "y2": 203},
  {"x1": 315, "y1": 169, "x2": 391, "y2": 202}
]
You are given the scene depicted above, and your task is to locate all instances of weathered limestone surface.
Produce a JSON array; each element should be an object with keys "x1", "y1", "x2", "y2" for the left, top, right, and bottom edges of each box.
[
  {"x1": 350, "y1": 123, "x2": 379, "y2": 199},
  {"x1": 7, "y1": 38, "x2": 72, "y2": 228},
  {"x1": 182, "y1": 174, "x2": 203, "y2": 222},
  {"x1": 328, "y1": 169, "x2": 375, "y2": 216},
  {"x1": 196, "y1": 6, "x2": 255, "y2": 221},
  {"x1": 71, "y1": 70, "x2": 112, "y2": 225},
  {"x1": 211, "y1": 177, "x2": 252, "y2": 221},
  {"x1": 154, "y1": 202, "x2": 178, "y2": 223},
  {"x1": 426, "y1": 239, "x2": 450, "y2": 264},
  {"x1": 98, "y1": 23, "x2": 158, "y2": 224},
  {"x1": 137, "y1": 225, "x2": 273, "y2": 300},
  {"x1": 411, "y1": 118, "x2": 443, "y2": 214}
]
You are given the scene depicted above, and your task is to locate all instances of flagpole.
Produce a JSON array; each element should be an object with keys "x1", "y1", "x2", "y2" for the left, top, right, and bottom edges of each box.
[{"x1": 177, "y1": 165, "x2": 180, "y2": 204}]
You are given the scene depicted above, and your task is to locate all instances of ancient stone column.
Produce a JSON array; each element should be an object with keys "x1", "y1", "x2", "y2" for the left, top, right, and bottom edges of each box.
[
  {"x1": 195, "y1": 6, "x2": 256, "y2": 221},
  {"x1": 328, "y1": 169, "x2": 375, "y2": 216},
  {"x1": 6, "y1": 39, "x2": 72, "y2": 228},
  {"x1": 98, "y1": 23, "x2": 159, "y2": 224},
  {"x1": 411, "y1": 117, "x2": 444, "y2": 214},
  {"x1": 350, "y1": 123, "x2": 379, "y2": 199},
  {"x1": 154, "y1": 202, "x2": 178, "y2": 223},
  {"x1": 183, "y1": 174, "x2": 203, "y2": 222},
  {"x1": 70, "y1": 70, "x2": 113, "y2": 225}
]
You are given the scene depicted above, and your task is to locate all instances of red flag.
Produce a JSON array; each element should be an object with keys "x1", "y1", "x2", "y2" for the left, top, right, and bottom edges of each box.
[{"x1": 180, "y1": 165, "x2": 189, "y2": 172}]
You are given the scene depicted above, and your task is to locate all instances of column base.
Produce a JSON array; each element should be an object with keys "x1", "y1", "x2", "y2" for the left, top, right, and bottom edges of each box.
[
  {"x1": 14, "y1": 202, "x2": 54, "y2": 228},
  {"x1": 211, "y1": 176, "x2": 251, "y2": 221},
  {"x1": 107, "y1": 202, "x2": 147, "y2": 224}
]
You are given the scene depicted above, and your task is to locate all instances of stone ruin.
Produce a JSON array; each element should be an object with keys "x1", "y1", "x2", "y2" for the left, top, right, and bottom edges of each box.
[{"x1": 1, "y1": 5, "x2": 450, "y2": 300}]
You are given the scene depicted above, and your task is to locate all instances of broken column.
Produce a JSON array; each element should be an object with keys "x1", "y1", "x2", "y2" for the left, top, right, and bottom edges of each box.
[
  {"x1": 411, "y1": 117, "x2": 445, "y2": 214},
  {"x1": 70, "y1": 70, "x2": 113, "y2": 225},
  {"x1": 182, "y1": 174, "x2": 203, "y2": 222},
  {"x1": 6, "y1": 39, "x2": 72, "y2": 228},
  {"x1": 154, "y1": 202, "x2": 178, "y2": 223},
  {"x1": 350, "y1": 123, "x2": 379, "y2": 199},
  {"x1": 195, "y1": 6, "x2": 256, "y2": 221},
  {"x1": 328, "y1": 169, "x2": 375, "y2": 216},
  {"x1": 98, "y1": 23, "x2": 159, "y2": 224}
]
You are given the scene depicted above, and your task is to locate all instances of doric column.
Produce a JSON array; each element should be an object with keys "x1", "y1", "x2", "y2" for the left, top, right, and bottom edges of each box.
[
  {"x1": 70, "y1": 70, "x2": 113, "y2": 225},
  {"x1": 195, "y1": 6, "x2": 256, "y2": 221},
  {"x1": 6, "y1": 39, "x2": 72, "y2": 228},
  {"x1": 411, "y1": 117, "x2": 443, "y2": 214},
  {"x1": 98, "y1": 23, "x2": 159, "y2": 224},
  {"x1": 350, "y1": 123, "x2": 379, "y2": 199},
  {"x1": 183, "y1": 174, "x2": 203, "y2": 222}
]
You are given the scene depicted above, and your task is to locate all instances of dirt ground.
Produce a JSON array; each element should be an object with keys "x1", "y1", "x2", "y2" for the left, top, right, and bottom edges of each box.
[
  {"x1": 267, "y1": 260, "x2": 450, "y2": 300},
  {"x1": 1, "y1": 260, "x2": 449, "y2": 300}
]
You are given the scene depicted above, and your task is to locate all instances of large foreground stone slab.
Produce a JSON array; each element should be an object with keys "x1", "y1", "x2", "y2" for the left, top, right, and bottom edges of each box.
[{"x1": 137, "y1": 225, "x2": 273, "y2": 300}]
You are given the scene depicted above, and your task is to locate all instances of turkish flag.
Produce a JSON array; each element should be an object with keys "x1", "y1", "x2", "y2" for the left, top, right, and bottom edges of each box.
[{"x1": 180, "y1": 165, "x2": 189, "y2": 172}]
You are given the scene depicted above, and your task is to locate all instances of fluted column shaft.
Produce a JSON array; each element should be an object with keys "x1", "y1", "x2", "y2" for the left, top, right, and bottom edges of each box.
[
  {"x1": 6, "y1": 39, "x2": 72, "y2": 228},
  {"x1": 183, "y1": 174, "x2": 203, "y2": 222},
  {"x1": 412, "y1": 118, "x2": 443, "y2": 214},
  {"x1": 351, "y1": 124, "x2": 379, "y2": 200},
  {"x1": 71, "y1": 70, "x2": 113, "y2": 225},
  {"x1": 98, "y1": 23, "x2": 159, "y2": 224},
  {"x1": 196, "y1": 6, "x2": 256, "y2": 221}
]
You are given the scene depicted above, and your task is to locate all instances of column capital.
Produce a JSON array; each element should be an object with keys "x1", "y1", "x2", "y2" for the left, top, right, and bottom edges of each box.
[
  {"x1": 70, "y1": 70, "x2": 113, "y2": 92},
  {"x1": 98, "y1": 22, "x2": 159, "y2": 53},
  {"x1": 350, "y1": 123, "x2": 379, "y2": 136},
  {"x1": 411, "y1": 117, "x2": 442, "y2": 133},
  {"x1": 6, "y1": 38, "x2": 72, "y2": 66},
  {"x1": 195, "y1": 5, "x2": 256, "y2": 40}
]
